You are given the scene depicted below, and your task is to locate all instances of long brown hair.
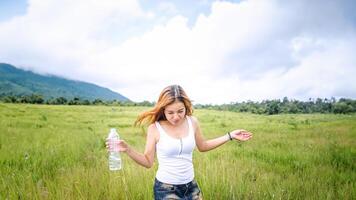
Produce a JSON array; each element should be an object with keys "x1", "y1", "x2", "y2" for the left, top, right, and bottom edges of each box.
[{"x1": 135, "y1": 85, "x2": 193, "y2": 126}]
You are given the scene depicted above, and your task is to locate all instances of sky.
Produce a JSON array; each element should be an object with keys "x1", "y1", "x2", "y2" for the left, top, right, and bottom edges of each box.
[{"x1": 0, "y1": 0, "x2": 355, "y2": 104}]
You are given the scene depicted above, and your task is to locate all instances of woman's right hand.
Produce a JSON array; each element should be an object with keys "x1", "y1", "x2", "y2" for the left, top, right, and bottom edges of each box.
[{"x1": 106, "y1": 139, "x2": 130, "y2": 153}]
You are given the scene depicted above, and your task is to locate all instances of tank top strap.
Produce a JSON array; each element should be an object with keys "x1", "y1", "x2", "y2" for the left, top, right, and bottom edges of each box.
[
  {"x1": 186, "y1": 116, "x2": 194, "y2": 136},
  {"x1": 155, "y1": 121, "x2": 165, "y2": 136}
]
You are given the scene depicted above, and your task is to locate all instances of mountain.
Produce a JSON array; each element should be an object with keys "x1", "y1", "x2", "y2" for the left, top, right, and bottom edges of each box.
[{"x1": 0, "y1": 63, "x2": 130, "y2": 101}]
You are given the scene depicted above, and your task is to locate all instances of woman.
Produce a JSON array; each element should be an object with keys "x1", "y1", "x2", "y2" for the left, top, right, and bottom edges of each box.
[{"x1": 108, "y1": 85, "x2": 252, "y2": 200}]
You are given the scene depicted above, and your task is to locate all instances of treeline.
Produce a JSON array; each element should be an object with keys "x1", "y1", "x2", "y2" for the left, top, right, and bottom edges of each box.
[
  {"x1": 1, "y1": 94, "x2": 355, "y2": 114},
  {"x1": 194, "y1": 97, "x2": 356, "y2": 114},
  {"x1": 0, "y1": 94, "x2": 154, "y2": 107}
]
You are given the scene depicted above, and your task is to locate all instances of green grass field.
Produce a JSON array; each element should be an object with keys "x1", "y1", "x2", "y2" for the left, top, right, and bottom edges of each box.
[{"x1": 0, "y1": 103, "x2": 355, "y2": 199}]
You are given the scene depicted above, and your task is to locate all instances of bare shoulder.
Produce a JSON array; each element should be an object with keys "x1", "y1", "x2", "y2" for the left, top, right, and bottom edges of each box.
[
  {"x1": 147, "y1": 123, "x2": 159, "y2": 141},
  {"x1": 147, "y1": 123, "x2": 157, "y2": 131},
  {"x1": 189, "y1": 115, "x2": 199, "y2": 123},
  {"x1": 189, "y1": 115, "x2": 200, "y2": 129}
]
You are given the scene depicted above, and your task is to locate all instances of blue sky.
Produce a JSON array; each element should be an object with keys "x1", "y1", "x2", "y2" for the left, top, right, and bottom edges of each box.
[
  {"x1": 0, "y1": 0, "x2": 355, "y2": 104},
  {"x1": 0, "y1": 0, "x2": 27, "y2": 21}
]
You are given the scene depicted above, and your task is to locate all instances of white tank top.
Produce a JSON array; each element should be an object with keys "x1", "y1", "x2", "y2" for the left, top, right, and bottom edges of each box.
[{"x1": 155, "y1": 116, "x2": 196, "y2": 184}]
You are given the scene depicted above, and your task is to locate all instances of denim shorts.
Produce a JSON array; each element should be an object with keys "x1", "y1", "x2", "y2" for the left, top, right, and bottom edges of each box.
[{"x1": 154, "y1": 178, "x2": 202, "y2": 200}]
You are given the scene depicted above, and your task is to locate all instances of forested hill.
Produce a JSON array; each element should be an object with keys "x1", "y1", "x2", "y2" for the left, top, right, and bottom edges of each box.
[{"x1": 0, "y1": 63, "x2": 130, "y2": 101}]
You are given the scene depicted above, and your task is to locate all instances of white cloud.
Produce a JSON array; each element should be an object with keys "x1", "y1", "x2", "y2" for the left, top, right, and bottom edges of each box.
[
  {"x1": 0, "y1": 0, "x2": 355, "y2": 104},
  {"x1": 238, "y1": 37, "x2": 356, "y2": 102},
  {"x1": 0, "y1": 0, "x2": 152, "y2": 74}
]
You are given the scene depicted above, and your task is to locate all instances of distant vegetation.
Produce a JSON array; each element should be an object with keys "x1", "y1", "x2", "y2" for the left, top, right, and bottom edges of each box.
[
  {"x1": 1, "y1": 94, "x2": 355, "y2": 114},
  {"x1": 196, "y1": 97, "x2": 356, "y2": 114},
  {"x1": 0, "y1": 94, "x2": 153, "y2": 107}
]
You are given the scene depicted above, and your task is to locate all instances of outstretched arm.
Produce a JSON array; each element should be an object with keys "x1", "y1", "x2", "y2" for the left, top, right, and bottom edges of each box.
[
  {"x1": 107, "y1": 124, "x2": 158, "y2": 168},
  {"x1": 192, "y1": 116, "x2": 252, "y2": 152}
]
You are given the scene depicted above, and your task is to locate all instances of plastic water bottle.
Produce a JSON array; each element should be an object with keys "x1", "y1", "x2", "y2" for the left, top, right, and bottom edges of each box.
[{"x1": 107, "y1": 128, "x2": 122, "y2": 171}]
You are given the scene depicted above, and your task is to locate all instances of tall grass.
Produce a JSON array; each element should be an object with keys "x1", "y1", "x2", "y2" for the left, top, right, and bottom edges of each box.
[{"x1": 0, "y1": 103, "x2": 355, "y2": 199}]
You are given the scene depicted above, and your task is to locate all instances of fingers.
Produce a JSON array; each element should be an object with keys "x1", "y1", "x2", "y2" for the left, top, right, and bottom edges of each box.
[
  {"x1": 242, "y1": 132, "x2": 252, "y2": 137},
  {"x1": 241, "y1": 133, "x2": 252, "y2": 141},
  {"x1": 232, "y1": 129, "x2": 249, "y2": 135},
  {"x1": 240, "y1": 130, "x2": 252, "y2": 136},
  {"x1": 106, "y1": 139, "x2": 127, "y2": 152},
  {"x1": 232, "y1": 130, "x2": 253, "y2": 141},
  {"x1": 232, "y1": 129, "x2": 252, "y2": 136}
]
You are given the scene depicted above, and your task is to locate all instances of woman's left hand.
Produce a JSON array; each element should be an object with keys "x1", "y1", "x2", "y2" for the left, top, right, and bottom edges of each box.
[{"x1": 230, "y1": 129, "x2": 252, "y2": 141}]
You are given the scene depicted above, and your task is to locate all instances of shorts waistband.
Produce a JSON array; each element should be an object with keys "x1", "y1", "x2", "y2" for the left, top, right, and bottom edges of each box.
[{"x1": 155, "y1": 178, "x2": 195, "y2": 187}]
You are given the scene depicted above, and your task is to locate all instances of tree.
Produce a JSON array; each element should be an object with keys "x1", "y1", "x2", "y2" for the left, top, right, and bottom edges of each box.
[
  {"x1": 2, "y1": 95, "x2": 17, "y2": 103},
  {"x1": 55, "y1": 97, "x2": 68, "y2": 105},
  {"x1": 266, "y1": 100, "x2": 281, "y2": 115},
  {"x1": 68, "y1": 97, "x2": 81, "y2": 105},
  {"x1": 92, "y1": 98, "x2": 104, "y2": 105},
  {"x1": 332, "y1": 102, "x2": 353, "y2": 114}
]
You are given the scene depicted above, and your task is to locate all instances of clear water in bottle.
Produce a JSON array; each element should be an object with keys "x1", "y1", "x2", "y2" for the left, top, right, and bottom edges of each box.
[{"x1": 107, "y1": 128, "x2": 122, "y2": 171}]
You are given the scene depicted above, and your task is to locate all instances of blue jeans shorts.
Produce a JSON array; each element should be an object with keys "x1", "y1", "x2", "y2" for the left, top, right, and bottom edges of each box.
[{"x1": 154, "y1": 178, "x2": 202, "y2": 200}]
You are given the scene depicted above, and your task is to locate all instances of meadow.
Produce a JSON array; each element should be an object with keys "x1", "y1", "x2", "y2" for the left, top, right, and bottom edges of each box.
[{"x1": 0, "y1": 103, "x2": 355, "y2": 199}]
